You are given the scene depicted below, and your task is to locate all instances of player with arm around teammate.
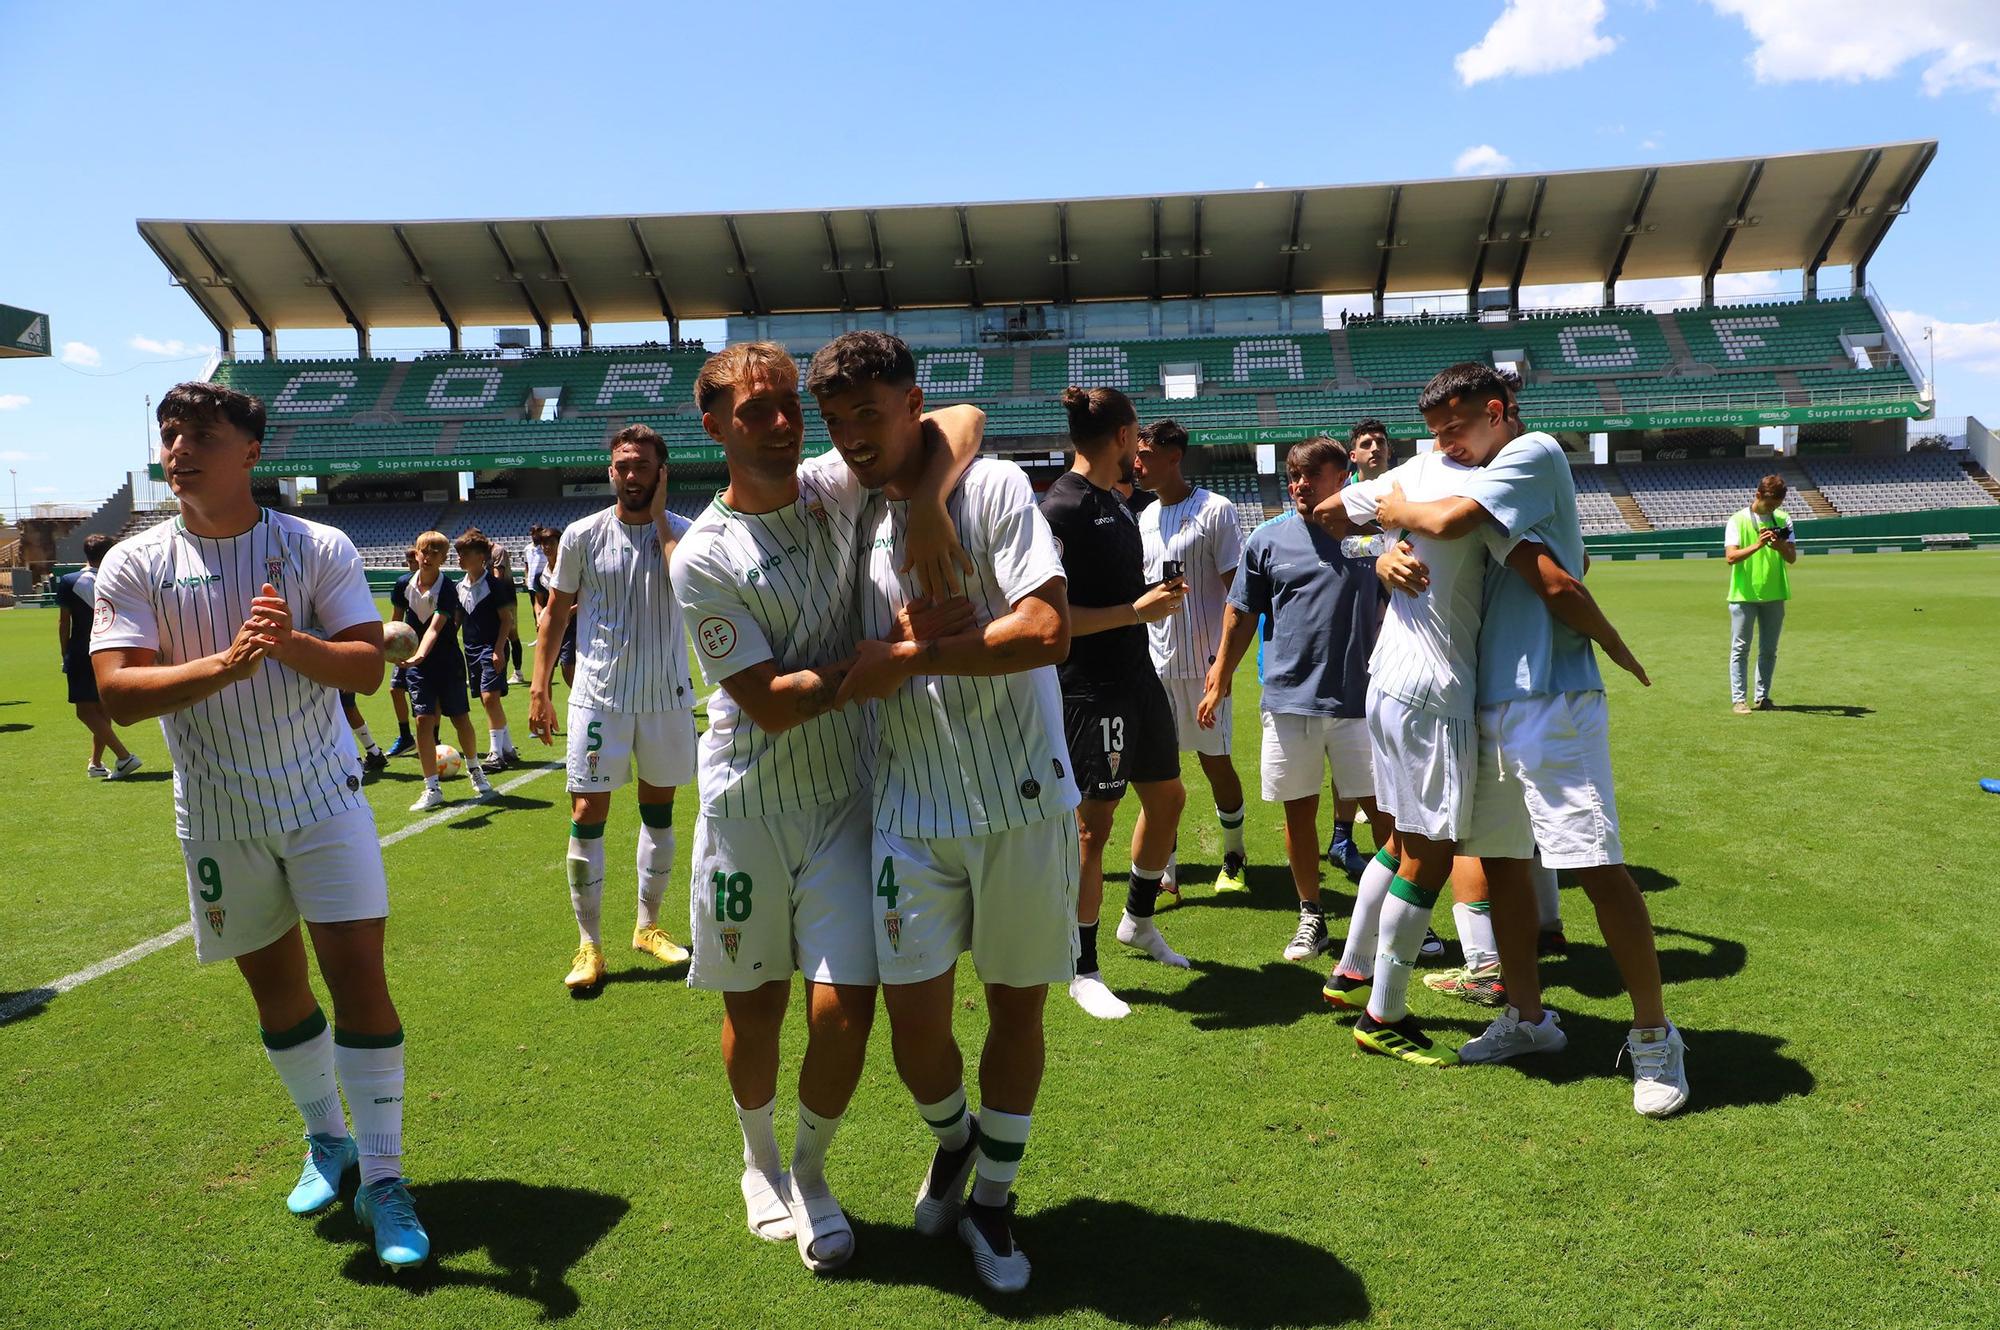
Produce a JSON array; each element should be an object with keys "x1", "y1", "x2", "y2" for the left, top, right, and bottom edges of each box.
[
  {"x1": 91, "y1": 382, "x2": 428, "y2": 1268},
  {"x1": 451, "y1": 528, "x2": 520, "y2": 770},
  {"x1": 399, "y1": 531, "x2": 496, "y2": 812}
]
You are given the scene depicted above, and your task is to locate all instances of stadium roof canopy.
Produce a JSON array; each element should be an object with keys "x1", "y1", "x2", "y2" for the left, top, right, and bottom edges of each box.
[{"x1": 139, "y1": 141, "x2": 1935, "y2": 347}]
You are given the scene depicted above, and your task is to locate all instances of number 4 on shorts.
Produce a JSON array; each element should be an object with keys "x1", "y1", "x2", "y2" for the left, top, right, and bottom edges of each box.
[{"x1": 876, "y1": 858, "x2": 898, "y2": 911}]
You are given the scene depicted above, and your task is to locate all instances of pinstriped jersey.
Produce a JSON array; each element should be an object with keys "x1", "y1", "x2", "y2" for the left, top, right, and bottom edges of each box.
[
  {"x1": 671, "y1": 453, "x2": 869, "y2": 818},
  {"x1": 858, "y1": 458, "x2": 1079, "y2": 839},
  {"x1": 553, "y1": 506, "x2": 694, "y2": 714},
  {"x1": 89, "y1": 509, "x2": 379, "y2": 840},
  {"x1": 1341, "y1": 451, "x2": 1497, "y2": 719},
  {"x1": 1138, "y1": 487, "x2": 1241, "y2": 679}
]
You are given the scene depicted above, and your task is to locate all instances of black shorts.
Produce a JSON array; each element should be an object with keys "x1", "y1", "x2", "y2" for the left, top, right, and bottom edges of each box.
[
  {"x1": 391, "y1": 663, "x2": 414, "y2": 692},
  {"x1": 557, "y1": 617, "x2": 577, "y2": 668},
  {"x1": 65, "y1": 660, "x2": 99, "y2": 705},
  {"x1": 464, "y1": 643, "x2": 508, "y2": 697},
  {"x1": 1063, "y1": 674, "x2": 1179, "y2": 802},
  {"x1": 408, "y1": 655, "x2": 469, "y2": 718}
]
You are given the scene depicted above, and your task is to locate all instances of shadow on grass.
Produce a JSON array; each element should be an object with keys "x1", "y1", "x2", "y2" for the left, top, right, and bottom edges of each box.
[
  {"x1": 1121, "y1": 959, "x2": 1327, "y2": 1031},
  {"x1": 1770, "y1": 703, "x2": 1874, "y2": 718},
  {"x1": 1623, "y1": 863, "x2": 1678, "y2": 895},
  {"x1": 1171, "y1": 861, "x2": 1355, "y2": 917},
  {"x1": 318, "y1": 1177, "x2": 628, "y2": 1320},
  {"x1": 1543, "y1": 926, "x2": 1746, "y2": 999},
  {"x1": 600, "y1": 958, "x2": 690, "y2": 986},
  {"x1": 0, "y1": 722, "x2": 32, "y2": 734},
  {"x1": 0, "y1": 987, "x2": 56, "y2": 1026},
  {"x1": 840, "y1": 1196, "x2": 1367, "y2": 1326},
  {"x1": 443, "y1": 793, "x2": 555, "y2": 830}
]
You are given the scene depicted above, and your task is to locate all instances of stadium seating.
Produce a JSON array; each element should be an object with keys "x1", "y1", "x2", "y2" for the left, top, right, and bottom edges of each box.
[
  {"x1": 1801, "y1": 454, "x2": 2000, "y2": 515},
  {"x1": 213, "y1": 357, "x2": 399, "y2": 420},
  {"x1": 307, "y1": 502, "x2": 449, "y2": 566},
  {"x1": 394, "y1": 351, "x2": 706, "y2": 418},
  {"x1": 1571, "y1": 467, "x2": 1631, "y2": 536},
  {"x1": 271, "y1": 422, "x2": 444, "y2": 461},
  {"x1": 1673, "y1": 297, "x2": 1880, "y2": 370},
  {"x1": 1201, "y1": 467, "x2": 1269, "y2": 538},
  {"x1": 1028, "y1": 335, "x2": 1334, "y2": 394},
  {"x1": 1619, "y1": 460, "x2": 1812, "y2": 531},
  {"x1": 113, "y1": 507, "x2": 178, "y2": 541},
  {"x1": 1347, "y1": 311, "x2": 1675, "y2": 383}
]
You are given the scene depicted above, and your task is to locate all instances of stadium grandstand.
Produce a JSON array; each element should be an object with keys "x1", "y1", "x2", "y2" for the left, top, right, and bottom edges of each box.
[{"x1": 115, "y1": 139, "x2": 2000, "y2": 577}]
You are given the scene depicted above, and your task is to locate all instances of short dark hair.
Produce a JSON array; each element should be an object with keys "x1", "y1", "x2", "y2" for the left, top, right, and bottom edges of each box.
[
  {"x1": 453, "y1": 527, "x2": 492, "y2": 559},
  {"x1": 610, "y1": 423, "x2": 666, "y2": 462},
  {"x1": 1146, "y1": 418, "x2": 1190, "y2": 452},
  {"x1": 806, "y1": 331, "x2": 916, "y2": 397},
  {"x1": 1756, "y1": 474, "x2": 1788, "y2": 503},
  {"x1": 1061, "y1": 386, "x2": 1138, "y2": 448},
  {"x1": 1286, "y1": 436, "x2": 1349, "y2": 478},
  {"x1": 1418, "y1": 362, "x2": 1514, "y2": 416},
  {"x1": 1348, "y1": 418, "x2": 1387, "y2": 443},
  {"x1": 528, "y1": 524, "x2": 557, "y2": 546},
  {"x1": 83, "y1": 533, "x2": 116, "y2": 566},
  {"x1": 159, "y1": 380, "x2": 266, "y2": 444}
]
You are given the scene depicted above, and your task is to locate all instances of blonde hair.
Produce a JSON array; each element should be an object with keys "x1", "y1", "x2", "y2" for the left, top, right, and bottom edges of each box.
[
  {"x1": 696, "y1": 342, "x2": 799, "y2": 414},
  {"x1": 415, "y1": 530, "x2": 449, "y2": 555}
]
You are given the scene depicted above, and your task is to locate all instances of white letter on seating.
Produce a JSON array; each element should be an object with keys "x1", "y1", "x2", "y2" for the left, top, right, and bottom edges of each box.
[
  {"x1": 596, "y1": 363, "x2": 675, "y2": 406},
  {"x1": 269, "y1": 370, "x2": 356, "y2": 414},
  {"x1": 1710, "y1": 316, "x2": 1781, "y2": 363},
  {"x1": 1556, "y1": 326, "x2": 1639, "y2": 370},
  {"x1": 916, "y1": 350, "x2": 984, "y2": 397},
  {"x1": 425, "y1": 366, "x2": 502, "y2": 410},
  {"x1": 1068, "y1": 345, "x2": 1129, "y2": 389},
  {"x1": 1231, "y1": 339, "x2": 1304, "y2": 382}
]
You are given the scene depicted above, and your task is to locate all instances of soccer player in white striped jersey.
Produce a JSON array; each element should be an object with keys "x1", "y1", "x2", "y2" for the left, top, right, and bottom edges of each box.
[
  {"x1": 527, "y1": 425, "x2": 697, "y2": 992},
  {"x1": 813, "y1": 332, "x2": 1078, "y2": 1295},
  {"x1": 1133, "y1": 418, "x2": 1249, "y2": 898},
  {"x1": 671, "y1": 342, "x2": 984, "y2": 1273},
  {"x1": 90, "y1": 382, "x2": 428, "y2": 1269}
]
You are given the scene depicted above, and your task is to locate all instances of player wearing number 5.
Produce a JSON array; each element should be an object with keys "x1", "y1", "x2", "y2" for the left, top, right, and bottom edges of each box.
[
  {"x1": 90, "y1": 383, "x2": 428, "y2": 1269},
  {"x1": 671, "y1": 343, "x2": 983, "y2": 1273},
  {"x1": 528, "y1": 424, "x2": 697, "y2": 992}
]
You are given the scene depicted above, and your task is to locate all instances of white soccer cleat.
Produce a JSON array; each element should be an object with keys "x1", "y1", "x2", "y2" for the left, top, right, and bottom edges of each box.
[
  {"x1": 1622, "y1": 1023, "x2": 1690, "y2": 1118},
  {"x1": 106, "y1": 754, "x2": 143, "y2": 780},
  {"x1": 1116, "y1": 912, "x2": 1190, "y2": 968},
  {"x1": 1460, "y1": 1005, "x2": 1568, "y2": 1064},
  {"x1": 959, "y1": 1195, "x2": 1031, "y2": 1294},
  {"x1": 468, "y1": 773, "x2": 497, "y2": 802},
  {"x1": 1067, "y1": 973, "x2": 1130, "y2": 1020},
  {"x1": 408, "y1": 786, "x2": 445, "y2": 812}
]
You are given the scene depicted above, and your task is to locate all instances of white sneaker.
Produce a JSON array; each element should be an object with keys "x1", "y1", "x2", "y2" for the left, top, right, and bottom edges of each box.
[
  {"x1": 469, "y1": 774, "x2": 497, "y2": 802},
  {"x1": 1622, "y1": 1024, "x2": 1690, "y2": 1118},
  {"x1": 85, "y1": 763, "x2": 110, "y2": 779},
  {"x1": 409, "y1": 785, "x2": 445, "y2": 812},
  {"x1": 1282, "y1": 906, "x2": 1331, "y2": 962},
  {"x1": 1460, "y1": 1005, "x2": 1568, "y2": 1064},
  {"x1": 107, "y1": 754, "x2": 143, "y2": 780},
  {"x1": 1068, "y1": 973, "x2": 1130, "y2": 1020},
  {"x1": 1116, "y1": 912, "x2": 1190, "y2": 967}
]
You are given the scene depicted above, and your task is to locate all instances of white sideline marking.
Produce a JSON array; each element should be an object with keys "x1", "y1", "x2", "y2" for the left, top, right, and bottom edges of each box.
[{"x1": 0, "y1": 762, "x2": 563, "y2": 1027}]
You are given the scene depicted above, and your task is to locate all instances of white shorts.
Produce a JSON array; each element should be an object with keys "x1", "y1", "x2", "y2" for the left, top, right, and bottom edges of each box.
[
  {"x1": 1366, "y1": 689, "x2": 1475, "y2": 843},
  {"x1": 566, "y1": 706, "x2": 697, "y2": 793},
  {"x1": 181, "y1": 806, "x2": 388, "y2": 964},
  {"x1": 686, "y1": 793, "x2": 877, "y2": 992},
  {"x1": 871, "y1": 818, "x2": 1080, "y2": 989},
  {"x1": 1462, "y1": 691, "x2": 1624, "y2": 870},
  {"x1": 1163, "y1": 675, "x2": 1231, "y2": 757},
  {"x1": 1260, "y1": 711, "x2": 1374, "y2": 803}
]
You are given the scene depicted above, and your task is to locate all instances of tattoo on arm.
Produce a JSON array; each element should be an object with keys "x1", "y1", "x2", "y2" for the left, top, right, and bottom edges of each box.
[{"x1": 798, "y1": 665, "x2": 849, "y2": 718}]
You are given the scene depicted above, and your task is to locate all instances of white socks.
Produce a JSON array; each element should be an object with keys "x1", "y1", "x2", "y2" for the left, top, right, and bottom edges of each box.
[
  {"x1": 1336, "y1": 851, "x2": 1396, "y2": 979},
  {"x1": 636, "y1": 816, "x2": 674, "y2": 931},
  {"x1": 792, "y1": 1103, "x2": 843, "y2": 1197},
  {"x1": 262, "y1": 1010, "x2": 344, "y2": 1139},
  {"x1": 1455, "y1": 900, "x2": 1499, "y2": 972},
  {"x1": 735, "y1": 1095, "x2": 782, "y2": 1176},
  {"x1": 972, "y1": 1109, "x2": 1030, "y2": 1207},
  {"x1": 352, "y1": 722, "x2": 377, "y2": 754},
  {"x1": 333, "y1": 1032, "x2": 405, "y2": 1186},
  {"x1": 1371, "y1": 876, "x2": 1440, "y2": 1022},
  {"x1": 917, "y1": 1086, "x2": 974, "y2": 1151},
  {"x1": 1218, "y1": 803, "x2": 1246, "y2": 857},
  {"x1": 490, "y1": 724, "x2": 511, "y2": 754},
  {"x1": 568, "y1": 826, "x2": 607, "y2": 946}
]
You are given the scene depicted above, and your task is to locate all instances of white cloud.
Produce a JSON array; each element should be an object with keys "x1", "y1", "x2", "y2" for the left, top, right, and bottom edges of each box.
[
  {"x1": 1456, "y1": 0, "x2": 1618, "y2": 85},
  {"x1": 1893, "y1": 310, "x2": 2000, "y2": 375},
  {"x1": 61, "y1": 341, "x2": 101, "y2": 367},
  {"x1": 0, "y1": 450, "x2": 41, "y2": 462},
  {"x1": 1454, "y1": 144, "x2": 1516, "y2": 176},
  {"x1": 130, "y1": 335, "x2": 216, "y2": 359},
  {"x1": 0, "y1": 395, "x2": 28, "y2": 412},
  {"x1": 1707, "y1": 0, "x2": 2000, "y2": 105}
]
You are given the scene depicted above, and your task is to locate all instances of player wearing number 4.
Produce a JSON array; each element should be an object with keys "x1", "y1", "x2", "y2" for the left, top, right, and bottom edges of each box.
[
  {"x1": 671, "y1": 342, "x2": 984, "y2": 1274},
  {"x1": 529, "y1": 425, "x2": 696, "y2": 992},
  {"x1": 818, "y1": 332, "x2": 1080, "y2": 1294},
  {"x1": 90, "y1": 383, "x2": 428, "y2": 1269}
]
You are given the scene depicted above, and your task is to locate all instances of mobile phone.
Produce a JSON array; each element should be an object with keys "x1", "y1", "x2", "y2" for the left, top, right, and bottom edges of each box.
[{"x1": 1162, "y1": 559, "x2": 1185, "y2": 584}]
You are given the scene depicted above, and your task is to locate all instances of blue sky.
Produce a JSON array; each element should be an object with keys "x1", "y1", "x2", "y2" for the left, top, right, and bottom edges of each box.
[{"x1": 3, "y1": 0, "x2": 1997, "y2": 512}]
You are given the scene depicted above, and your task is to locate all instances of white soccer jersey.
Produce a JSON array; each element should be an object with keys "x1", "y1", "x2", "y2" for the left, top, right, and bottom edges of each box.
[
  {"x1": 553, "y1": 506, "x2": 695, "y2": 713},
  {"x1": 89, "y1": 509, "x2": 380, "y2": 841},
  {"x1": 1342, "y1": 451, "x2": 1501, "y2": 719},
  {"x1": 858, "y1": 458, "x2": 1080, "y2": 839},
  {"x1": 1139, "y1": 486, "x2": 1241, "y2": 678},
  {"x1": 671, "y1": 453, "x2": 871, "y2": 818}
]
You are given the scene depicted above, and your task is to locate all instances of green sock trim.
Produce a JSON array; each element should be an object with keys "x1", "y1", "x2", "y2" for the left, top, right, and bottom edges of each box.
[
  {"x1": 923, "y1": 1104, "x2": 966, "y2": 1130},
  {"x1": 332, "y1": 1026, "x2": 406, "y2": 1050},
  {"x1": 638, "y1": 801, "x2": 675, "y2": 829},
  {"x1": 569, "y1": 820, "x2": 606, "y2": 840},
  {"x1": 1217, "y1": 811, "x2": 1245, "y2": 828},
  {"x1": 978, "y1": 1136, "x2": 1026, "y2": 1164},
  {"x1": 1372, "y1": 847, "x2": 1399, "y2": 871},
  {"x1": 260, "y1": 1007, "x2": 327, "y2": 1050},
  {"x1": 1388, "y1": 875, "x2": 1440, "y2": 909},
  {"x1": 1466, "y1": 900, "x2": 1492, "y2": 914}
]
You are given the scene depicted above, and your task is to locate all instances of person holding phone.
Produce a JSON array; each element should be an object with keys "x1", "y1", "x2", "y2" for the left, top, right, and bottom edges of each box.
[{"x1": 1724, "y1": 474, "x2": 1797, "y2": 714}]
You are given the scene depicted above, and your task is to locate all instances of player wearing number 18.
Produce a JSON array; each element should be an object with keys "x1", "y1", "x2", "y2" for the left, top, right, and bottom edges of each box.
[
  {"x1": 671, "y1": 342, "x2": 983, "y2": 1273},
  {"x1": 89, "y1": 383, "x2": 428, "y2": 1269}
]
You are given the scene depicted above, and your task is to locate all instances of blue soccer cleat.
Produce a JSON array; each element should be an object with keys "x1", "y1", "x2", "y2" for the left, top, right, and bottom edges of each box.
[
  {"x1": 1981, "y1": 778, "x2": 2000, "y2": 796},
  {"x1": 386, "y1": 734, "x2": 416, "y2": 758},
  {"x1": 286, "y1": 1132, "x2": 357, "y2": 1216},
  {"x1": 1327, "y1": 837, "x2": 1368, "y2": 882},
  {"x1": 355, "y1": 1177, "x2": 431, "y2": 1270}
]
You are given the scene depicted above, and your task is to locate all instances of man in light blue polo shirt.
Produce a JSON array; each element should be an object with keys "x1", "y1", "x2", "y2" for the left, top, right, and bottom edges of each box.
[{"x1": 1375, "y1": 362, "x2": 1687, "y2": 1119}]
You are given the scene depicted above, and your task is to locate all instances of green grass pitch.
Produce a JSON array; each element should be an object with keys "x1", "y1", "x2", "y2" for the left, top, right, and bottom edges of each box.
[{"x1": 2, "y1": 552, "x2": 1995, "y2": 1329}]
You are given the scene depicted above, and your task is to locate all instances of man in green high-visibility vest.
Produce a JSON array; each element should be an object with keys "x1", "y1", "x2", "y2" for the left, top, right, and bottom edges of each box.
[{"x1": 1724, "y1": 474, "x2": 1798, "y2": 714}]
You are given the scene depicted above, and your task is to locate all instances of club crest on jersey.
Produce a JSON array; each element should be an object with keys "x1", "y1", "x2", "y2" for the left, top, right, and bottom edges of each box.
[
  {"x1": 806, "y1": 500, "x2": 829, "y2": 530},
  {"x1": 720, "y1": 927, "x2": 741, "y2": 962},
  {"x1": 882, "y1": 911, "x2": 902, "y2": 952},
  {"x1": 265, "y1": 556, "x2": 287, "y2": 588},
  {"x1": 1107, "y1": 751, "x2": 1123, "y2": 778},
  {"x1": 697, "y1": 617, "x2": 737, "y2": 659},
  {"x1": 586, "y1": 750, "x2": 601, "y2": 775},
  {"x1": 205, "y1": 907, "x2": 225, "y2": 936}
]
